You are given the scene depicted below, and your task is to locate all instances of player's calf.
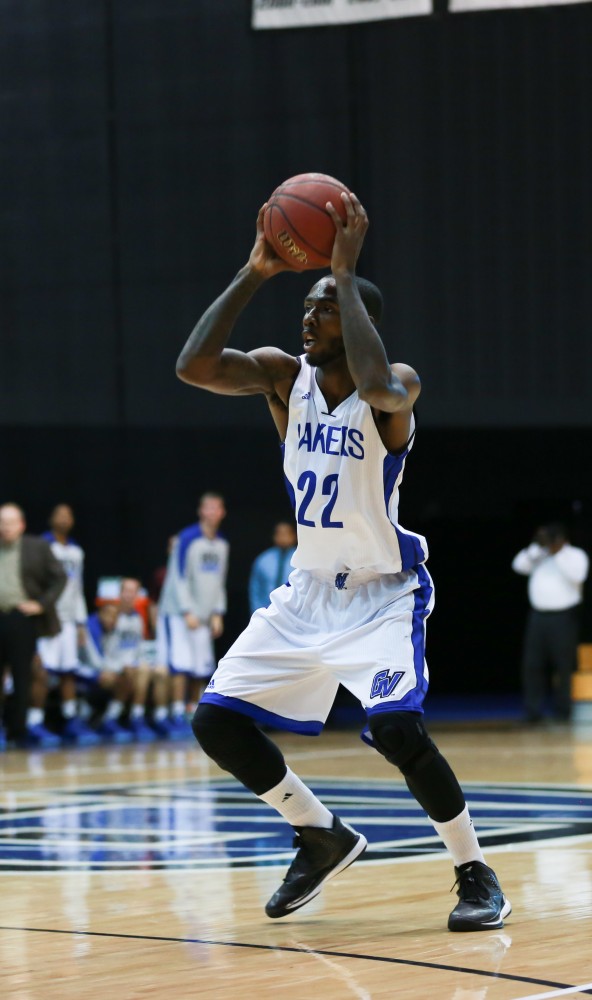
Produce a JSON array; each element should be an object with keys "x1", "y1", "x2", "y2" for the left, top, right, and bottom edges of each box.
[{"x1": 368, "y1": 710, "x2": 511, "y2": 930}]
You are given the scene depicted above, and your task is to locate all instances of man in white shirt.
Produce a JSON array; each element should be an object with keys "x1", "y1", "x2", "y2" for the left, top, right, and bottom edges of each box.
[{"x1": 512, "y1": 523, "x2": 589, "y2": 723}]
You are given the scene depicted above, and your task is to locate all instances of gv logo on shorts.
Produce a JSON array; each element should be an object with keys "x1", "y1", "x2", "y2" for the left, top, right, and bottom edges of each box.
[{"x1": 370, "y1": 669, "x2": 404, "y2": 699}]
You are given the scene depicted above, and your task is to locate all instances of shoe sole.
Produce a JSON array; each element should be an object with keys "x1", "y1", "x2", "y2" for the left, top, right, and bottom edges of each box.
[
  {"x1": 266, "y1": 832, "x2": 368, "y2": 918},
  {"x1": 448, "y1": 896, "x2": 512, "y2": 932}
]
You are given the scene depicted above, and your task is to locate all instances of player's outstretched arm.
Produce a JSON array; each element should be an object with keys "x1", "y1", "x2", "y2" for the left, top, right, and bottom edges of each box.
[
  {"x1": 176, "y1": 206, "x2": 296, "y2": 395},
  {"x1": 326, "y1": 193, "x2": 411, "y2": 414}
]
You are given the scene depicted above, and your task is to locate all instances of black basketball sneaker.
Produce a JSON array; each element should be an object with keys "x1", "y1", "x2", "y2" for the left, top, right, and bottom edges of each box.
[
  {"x1": 265, "y1": 814, "x2": 368, "y2": 918},
  {"x1": 448, "y1": 861, "x2": 512, "y2": 931}
]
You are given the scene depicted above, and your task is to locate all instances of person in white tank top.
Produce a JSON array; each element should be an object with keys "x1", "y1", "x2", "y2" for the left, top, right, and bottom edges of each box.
[{"x1": 174, "y1": 190, "x2": 510, "y2": 932}]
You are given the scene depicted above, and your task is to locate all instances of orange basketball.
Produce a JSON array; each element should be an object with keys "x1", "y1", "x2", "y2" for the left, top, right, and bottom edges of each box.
[{"x1": 263, "y1": 172, "x2": 350, "y2": 271}]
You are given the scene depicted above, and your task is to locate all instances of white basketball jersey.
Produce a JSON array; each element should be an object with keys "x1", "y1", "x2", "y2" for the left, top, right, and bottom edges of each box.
[
  {"x1": 283, "y1": 358, "x2": 428, "y2": 575},
  {"x1": 42, "y1": 533, "x2": 88, "y2": 625}
]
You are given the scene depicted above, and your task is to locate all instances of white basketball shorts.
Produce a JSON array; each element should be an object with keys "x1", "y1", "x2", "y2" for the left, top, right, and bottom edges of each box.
[
  {"x1": 201, "y1": 565, "x2": 434, "y2": 735},
  {"x1": 163, "y1": 614, "x2": 215, "y2": 678},
  {"x1": 38, "y1": 622, "x2": 80, "y2": 673}
]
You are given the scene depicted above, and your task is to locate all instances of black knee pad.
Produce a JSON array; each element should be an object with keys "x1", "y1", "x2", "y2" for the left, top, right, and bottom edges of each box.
[
  {"x1": 192, "y1": 702, "x2": 286, "y2": 795},
  {"x1": 368, "y1": 711, "x2": 439, "y2": 777},
  {"x1": 192, "y1": 702, "x2": 239, "y2": 765}
]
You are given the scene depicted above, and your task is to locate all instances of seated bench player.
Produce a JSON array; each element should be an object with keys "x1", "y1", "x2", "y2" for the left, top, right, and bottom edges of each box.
[{"x1": 79, "y1": 603, "x2": 133, "y2": 743}]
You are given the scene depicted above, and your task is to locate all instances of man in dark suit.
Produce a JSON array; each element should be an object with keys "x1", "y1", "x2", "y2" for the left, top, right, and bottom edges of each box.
[{"x1": 0, "y1": 503, "x2": 66, "y2": 744}]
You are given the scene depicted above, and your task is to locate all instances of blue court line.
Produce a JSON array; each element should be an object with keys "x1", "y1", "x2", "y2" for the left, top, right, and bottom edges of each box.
[{"x1": 0, "y1": 925, "x2": 589, "y2": 993}]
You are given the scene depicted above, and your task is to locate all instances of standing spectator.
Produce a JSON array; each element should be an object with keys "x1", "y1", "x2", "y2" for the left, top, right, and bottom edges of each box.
[
  {"x1": 0, "y1": 503, "x2": 66, "y2": 746},
  {"x1": 38, "y1": 504, "x2": 100, "y2": 745},
  {"x1": 151, "y1": 537, "x2": 191, "y2": 740},
  {"x1": 249, "y1": 520, "x2": 297, "y2": 615},
  {"x1": 512, "y1": 523, "x2": 589, "y2": 723},
  {"x1": 159, "y1": 493, "x2": 229, "y2": 725}
]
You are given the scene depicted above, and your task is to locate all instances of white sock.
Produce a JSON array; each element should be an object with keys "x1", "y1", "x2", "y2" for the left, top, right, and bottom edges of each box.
[
  {"x1": 259, "y1": 768, "x2": 334, "y2": 829},
  {"x1": 130, "y1": 705, "x2": 144, "y2": 720},
  {"x1": 62, "y1": 699, "x2": 76, "y2": 719},
  {"x1": 105, "y1": 700, "x2": 124, "y2": 721},
  {"x1": 172, "y1": 700, "x2": 185, "y2": 717},
  {"x1": 153, "y1": 706, "x2": 167, "y2": 721},
  {"x1": 431, "y1": 804, "x2": 486, "y2": 867},
  {"x1": 27, "y1": 708, "x2": 43, "y2": 727}
]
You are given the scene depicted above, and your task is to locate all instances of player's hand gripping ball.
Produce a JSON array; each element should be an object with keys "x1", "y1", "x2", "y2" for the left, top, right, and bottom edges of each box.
[{"x1": 263, "y1": 172, "x2": 351, "y2": 271}]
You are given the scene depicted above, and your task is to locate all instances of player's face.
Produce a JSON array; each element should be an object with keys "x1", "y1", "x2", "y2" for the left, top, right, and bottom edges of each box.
[
  {"x1": 51, "y1": 505, "x2": 74, "y2": 536},
  {"x1": 99, "y1": 604, "x2": 118, "y2": 631},
  {"x1": 302, "y1": 278, "x2": 345, "y2": 368},
  {"x1": 198, "y1": 497, "x2": 226, "y2": 529},
  {"x1": 119, "y1": 579, "x2": 140, "y2": 611}
]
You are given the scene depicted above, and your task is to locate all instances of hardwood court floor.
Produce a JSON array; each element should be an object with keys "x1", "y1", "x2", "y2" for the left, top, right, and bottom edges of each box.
[{"x1": 1, "y1": 722, "x2": 592, "y2": 1000}]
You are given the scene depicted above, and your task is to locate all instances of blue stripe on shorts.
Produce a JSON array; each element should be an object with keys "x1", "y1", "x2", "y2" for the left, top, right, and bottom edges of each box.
[
  {"x1": 199, "y1": 692, "x2": 324, "y2": 736},
  {"x1": 362, "y1": 564, "x2": 433, "y2": 741}
]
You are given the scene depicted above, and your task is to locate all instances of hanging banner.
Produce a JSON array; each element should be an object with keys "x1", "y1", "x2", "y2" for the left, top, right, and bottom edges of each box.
[
  {"x1": 450, "y1": 0, "x2": 589, "y2": 10},
  {"x1": 252, "y1": 0, "x2": 432, "y2": 30}
]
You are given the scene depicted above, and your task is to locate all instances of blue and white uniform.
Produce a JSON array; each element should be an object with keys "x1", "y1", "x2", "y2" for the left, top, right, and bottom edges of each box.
[
  {"x1": 157, "y1": 526, "x2": 229, "y2": 678},
  {"x1": 80, "y1": 610, "x2": 144, "y2": 677},
  {"x1": 78, "y1": 612, "x2": 117, "y2": 679},
  {"x1": 112, "y1": 611, "x2": 145, "y2": 671},
  {"x1": 37, "y1": 533, "x2": 88, "y2": 673},
  {"x1": 202, "y1": 357, "x2": 434, "y2": 736}
]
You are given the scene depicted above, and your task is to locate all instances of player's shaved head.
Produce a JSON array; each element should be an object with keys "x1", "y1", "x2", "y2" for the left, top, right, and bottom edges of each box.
[{"x1": 306, "y1": 275, "x2": 383, "y2": 326}]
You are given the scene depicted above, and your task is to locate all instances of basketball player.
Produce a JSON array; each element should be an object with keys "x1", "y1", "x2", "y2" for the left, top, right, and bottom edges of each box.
[
  {"x1": 38, "y1": 504, "x2": 100, "y2": 745},
  {"x1": 81, "y1": 602, "x2": 133, "y2": 743},
  {"x1": 158, "y1": 494, "x2": 229, "y2": 724},
  {"x1": 175, "y1": 193, "x2": 510, "y2": 931},
  {"x1": 114, "y1": 577, "x2": 169, "y2": 740}
]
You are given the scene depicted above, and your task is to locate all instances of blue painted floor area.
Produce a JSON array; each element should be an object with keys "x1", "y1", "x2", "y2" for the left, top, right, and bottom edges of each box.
[{"x1": 2, "y1": 777, "x2": 591, "y2": 871}]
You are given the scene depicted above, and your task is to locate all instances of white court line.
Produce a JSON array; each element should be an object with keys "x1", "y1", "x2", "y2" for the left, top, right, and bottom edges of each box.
[{"x1": 511, "y1": 982, "x2": 592, "y2": 999}]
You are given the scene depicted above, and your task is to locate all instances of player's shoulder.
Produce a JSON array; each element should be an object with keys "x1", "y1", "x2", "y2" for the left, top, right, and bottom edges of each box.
[
  {"x1": 178, "y1": 523, "x2": 201, "y2": 543},
  {"x1": 249, "y1": 347, "x2": 300, "y2": 379}
]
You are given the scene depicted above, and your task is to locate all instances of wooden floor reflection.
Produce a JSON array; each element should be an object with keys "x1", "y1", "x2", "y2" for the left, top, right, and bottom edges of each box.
[{"x1": 1, "y1": 722, "x2": 592, "y2": 1000}]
